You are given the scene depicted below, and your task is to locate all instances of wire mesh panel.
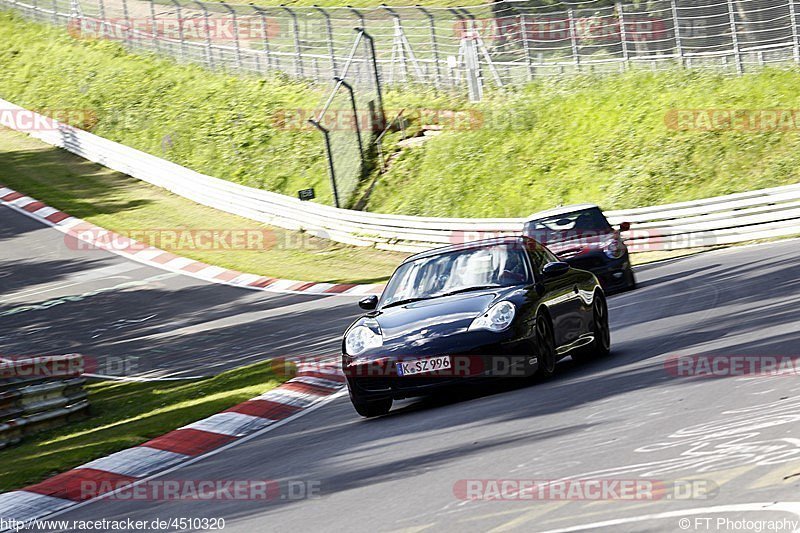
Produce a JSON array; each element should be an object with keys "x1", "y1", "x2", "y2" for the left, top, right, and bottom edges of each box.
[{"x1": 310, "y1": 30, "x2": 384, "y2": 208}]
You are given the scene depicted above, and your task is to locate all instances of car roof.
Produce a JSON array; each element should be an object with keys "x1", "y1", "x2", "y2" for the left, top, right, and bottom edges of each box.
[
  {"x1": 402, "y1": 235, "x2": 533, "y2": 265},
  {"x1": 526, "y1": 203, "x2": 600, "y2": 221}
]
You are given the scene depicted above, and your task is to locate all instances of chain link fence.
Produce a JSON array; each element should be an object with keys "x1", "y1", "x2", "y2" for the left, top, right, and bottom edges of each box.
[
  {"x1": 4, "y1": 0, "x2": 800, "y2": 101},
  {"x1": 309, "y1": 29, "x2": 385, "y2": 208}
]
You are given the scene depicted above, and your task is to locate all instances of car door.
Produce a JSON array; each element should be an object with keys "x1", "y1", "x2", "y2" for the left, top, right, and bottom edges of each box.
[{"x1": 527, "y1": 242, "x2": 584, "y2": 350}]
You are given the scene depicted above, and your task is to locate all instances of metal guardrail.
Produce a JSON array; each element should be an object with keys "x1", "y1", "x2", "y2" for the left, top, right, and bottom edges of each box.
[
  {"x1": 2, "y1": 0, "x2": 800, "y2": 100},
  {"x1": 2, "y1": 97, "x2": 799, "y2": 254},
  {"x1": 0, "y1": 355, "x2": 90, "y2": 449}
]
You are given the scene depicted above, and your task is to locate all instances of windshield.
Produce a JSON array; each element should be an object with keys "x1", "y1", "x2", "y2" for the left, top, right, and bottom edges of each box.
[
  {"x1": 380, "y1": 244, "x2": 530, "y2": 307},
  {"x1": 524, "y1": 207, "x2": 612, "y2": 244}
]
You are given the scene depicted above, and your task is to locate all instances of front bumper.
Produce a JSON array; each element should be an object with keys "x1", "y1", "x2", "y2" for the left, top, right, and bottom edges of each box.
[
  {"x1": 565, "y1": 252, "x2": 634, "y2": 293},
  {"x1": 344, "y1": 336, "x2": 536, "y2": 401}
]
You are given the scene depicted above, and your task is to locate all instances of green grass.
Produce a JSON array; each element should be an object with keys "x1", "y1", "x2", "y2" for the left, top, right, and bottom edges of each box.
[
  {"x1": 370, "y1": 70, "x2": 800, "y2": 216},
  {"x1": 0, "y1": 360, "x2": 289, "y2": 492},
  {"x1": 0, "y1": 128, "x2": 406, "y2": 283}
]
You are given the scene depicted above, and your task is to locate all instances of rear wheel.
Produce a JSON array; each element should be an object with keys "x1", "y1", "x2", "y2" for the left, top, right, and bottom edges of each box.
[
  {"x1": 350, "y1": 395, "x2": 392, "y2": 418},
  {"x1": 534, "y1": 313, "x2": 557, "y2": 378},
  {"x1": 573, "y1": 292, "x2": 611, "y2": 363}
]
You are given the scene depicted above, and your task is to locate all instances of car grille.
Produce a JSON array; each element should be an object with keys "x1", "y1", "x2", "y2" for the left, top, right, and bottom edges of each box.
[{"x1": 566, "y1": 254, "x2": 607, "y2": 270}]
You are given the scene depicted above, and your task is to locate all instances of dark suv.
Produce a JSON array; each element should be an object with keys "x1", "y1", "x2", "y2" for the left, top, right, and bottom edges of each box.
[{"x1": 523, "y1": 204, "x2": 636, "y2": 293}]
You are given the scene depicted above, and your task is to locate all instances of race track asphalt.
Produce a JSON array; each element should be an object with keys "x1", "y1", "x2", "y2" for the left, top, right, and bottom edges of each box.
[{"x1": 3, "y1": 202, "x2": 800, "y2": 532}]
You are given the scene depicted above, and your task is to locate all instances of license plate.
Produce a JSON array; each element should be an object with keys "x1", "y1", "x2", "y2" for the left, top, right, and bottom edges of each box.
[{"x1": 396, "y1": 355, "x2": 451, "y2": 376}]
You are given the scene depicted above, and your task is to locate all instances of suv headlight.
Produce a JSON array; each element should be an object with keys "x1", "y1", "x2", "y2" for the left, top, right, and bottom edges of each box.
[
  {"x1": 469, "y1": 301, "x2": 516, "y2": 332},
  {"x1": 602, "y1": 239, "x2": 626, "y2": 259},
  {"x1": 345, "y1": 325, "x2": 383, "y2": 356}
]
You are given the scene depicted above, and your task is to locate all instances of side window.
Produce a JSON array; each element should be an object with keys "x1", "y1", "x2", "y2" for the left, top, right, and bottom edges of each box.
[{"x1": 526, "y1": 242, "x2": 550, "y2": 274}]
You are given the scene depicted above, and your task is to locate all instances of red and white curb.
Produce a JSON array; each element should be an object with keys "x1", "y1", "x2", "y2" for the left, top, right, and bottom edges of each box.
[
  {"x1": 0, "y1": 362, "x2": 346, "y2": 524},
  {"x1": 0, "y1": 185, "x2": 384, "y2": 297}
]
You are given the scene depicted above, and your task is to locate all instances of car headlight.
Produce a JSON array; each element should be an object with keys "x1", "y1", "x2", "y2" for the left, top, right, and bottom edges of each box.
[
  {"x1": 345, "y1": 325, "x2": 383, "y2": 356},
  {"x1": 602, "y1": 239, "x2": 626, "y2": 259},
  {"x1": 469, "y1": 301, "x2": 516, "y2": 332}
]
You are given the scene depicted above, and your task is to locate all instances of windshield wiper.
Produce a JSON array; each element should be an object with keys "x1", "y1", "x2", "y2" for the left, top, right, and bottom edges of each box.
[
  {"x1": 433, "y1": 285, "x2": 502, "y2": 298},
  {"x1": 382, "y1": 296, "x2": 433, "y2": 309}
]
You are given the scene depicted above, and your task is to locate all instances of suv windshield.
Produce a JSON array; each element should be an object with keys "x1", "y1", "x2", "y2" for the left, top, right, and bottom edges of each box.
[
  {"x1": 524, "y1": 207, "x2": 612, "y2": 244},
  {"x1": 380, "y1": 244, "x2": 530, "y2": 308}
]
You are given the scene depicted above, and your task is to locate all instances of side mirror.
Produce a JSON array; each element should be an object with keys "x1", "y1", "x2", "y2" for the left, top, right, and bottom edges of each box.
[
  {"x1": 542, "y1": 261, "x2": 571, "y2": 279},
  {"x1": 618, "y1": 221, "x2": 631, "y2": 232},
  {"x1": 358, "y1": 295, "x2": 378, "y2": 310}
]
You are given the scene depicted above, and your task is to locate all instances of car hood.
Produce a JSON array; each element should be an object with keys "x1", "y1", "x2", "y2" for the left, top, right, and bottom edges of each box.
[{"x1": 367, "y1": 286, "x2": 516, "y2": 344}]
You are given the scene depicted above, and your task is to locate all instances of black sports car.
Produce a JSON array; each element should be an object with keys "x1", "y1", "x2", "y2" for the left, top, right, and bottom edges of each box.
[
  {"x1": 523, "y1": 204, "x2": 636, "y2": 293},
  {"x1": 342, "y1": 236, "x2": 611, "y2": 417}
]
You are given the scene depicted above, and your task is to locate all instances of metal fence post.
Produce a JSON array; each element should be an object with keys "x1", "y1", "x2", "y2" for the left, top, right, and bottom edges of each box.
[
  {"x1": 358, "y1": 28, "x2": 386, "y2": 130},
  {"x1": 417, "y1": 5, "x2": 443, "y2": 87},
  {"x1": 568, "y1": 8, "x2": 580, "y2": 71},
  {"x1": 51, "y1": 0, "x2": 58, "y2": 25},
  {"x1": 121, "y1": 0, "x2": 132, "y2": 44},
  {"x1": 726, "y1": 0, "x2": 743, "y2": 74},
  {"x1": 169, "y1": 0, "x2": 187, "y2": 62},
  {"x1": 252, "y1": 6, "x2": 273, "y2": 71},
  {"x1": 308, "y1": 119, "x2": 340, "y2": 209},
  {"x1": 336, "y1": 78, "x2": 365, "y2": 170},
  {"x1": 381, "y1": 5, "x2": 407, "y2": 82},
  {"x1": 617, "y1": 2, "x2": 629, "y2": 69},
  {"x1": 788, "y1": 0, "x2": 800, "y2": 64},
  {"x1": 519, "y1": 12, "x2": 533, "y2": 80},
  {"x1": 281, "y1": 5, "x2": 304, "y2": 77},
  {"x1": 670, "y1": 0, "x2": 683, "y2": 67},
  {"x1": 313, "y1": 5, "x2": 338, "y2": 77},
  {"x1": 147, "y1": 0, "x2": 160, "y2": 53},
  {"x1": 96, "y1": 0, "x2": 106, "y2": 36},
  {"x1": 220, "y1": 2, "x2": 242, "y2": 70},
  {"x1": 192, "y1": 0, "x2": 214, "y2": 69}
]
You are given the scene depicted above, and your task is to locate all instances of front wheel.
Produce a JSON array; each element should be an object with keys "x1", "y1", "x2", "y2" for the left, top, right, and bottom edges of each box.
[{"x1": 350, "y1": 395, "x2": 392, "y2": 418}]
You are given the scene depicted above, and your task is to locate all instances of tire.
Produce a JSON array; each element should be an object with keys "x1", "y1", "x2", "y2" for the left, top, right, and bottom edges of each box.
[
  {"x1": 350, "y1": 395, "x2": 392, "y2": 418},
  {"x1": 624, "y1": 267, "x2": 637, "y2": 291},
  {"x1": 534, "y1": 312, "x2": 557, "y2": 379},
  {"x1": 573, "y1": 292, "x2": 611, "y2": 363}
]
